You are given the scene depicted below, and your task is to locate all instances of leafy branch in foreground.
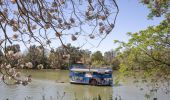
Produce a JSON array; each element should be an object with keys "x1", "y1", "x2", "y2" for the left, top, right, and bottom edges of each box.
[
  {"x1": 141, "y1": 0, "x2": 170, "y2": 21},
  {"x1": 115, "y1": 20, "x2": 170, "y2": 93}
]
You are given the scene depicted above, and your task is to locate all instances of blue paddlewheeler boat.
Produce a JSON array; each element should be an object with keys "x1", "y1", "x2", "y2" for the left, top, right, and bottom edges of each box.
[{"x1": 69, "y1": 63, "x2": 113, "y2": 86}]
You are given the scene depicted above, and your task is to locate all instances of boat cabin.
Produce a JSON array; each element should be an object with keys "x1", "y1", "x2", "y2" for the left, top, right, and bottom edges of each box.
[{"x1": 69, "y1": 64, "x2": 113, "y2": 86}]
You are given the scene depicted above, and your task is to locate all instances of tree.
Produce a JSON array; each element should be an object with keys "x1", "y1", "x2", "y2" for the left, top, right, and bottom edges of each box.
[
  {"x1": 141, "y1": 0, "x2": 170, "y2": 21},
  {"x1": 3, "y1": 44, "x2": 21, "y2": 68},
  {"x1": 5, "y1": 44, "x2": 20, "y2": 53},
  {"x1": 64, "y1": 44, "x2": 82, "y2": 64},
  {"x1": 91, "y1": 51, "x2": 103, "y2": 62},
  {"x1": 115, "y1": 20, "x2": 170, "y2": 89},
  {"x1": 24, "y1": 45, "x2": 49, "y2": 69},
  {"x1": 48, "y1": 44, "x2": 88, "y2": 69},
  {"x1": 48, "y1": 46, "x2": 67, "y2": 69},
  {"x1": 104, "y1": 50, "x2": 116, "y2": 65},
  {"x1": 80, "y1": 49, "x2": 91, "y2": 65},
  {"x1": 111, "y1": 57, "x2": 120, "y2": 70}
]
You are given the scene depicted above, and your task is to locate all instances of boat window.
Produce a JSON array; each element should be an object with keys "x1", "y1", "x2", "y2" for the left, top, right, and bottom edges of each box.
[
  {"x1": 74, "y1": 72, "x2": 85, "y2": 74},
  {"x1": 85, "y1": 73, "x2": 92, "y2": 77},
  {"x1": 72, "y1": 72, "x2": 86, "y2": 77}
]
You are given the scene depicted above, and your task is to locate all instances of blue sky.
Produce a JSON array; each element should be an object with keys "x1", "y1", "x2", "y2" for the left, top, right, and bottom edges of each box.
[{"x1": 83, "y1": 0, "x2": 164, "y2": 53}]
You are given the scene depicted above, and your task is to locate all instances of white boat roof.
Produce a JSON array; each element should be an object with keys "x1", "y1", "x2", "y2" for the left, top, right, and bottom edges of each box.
[{"x1": 70, "y1": 68, "x2": 112, "y2": 73}]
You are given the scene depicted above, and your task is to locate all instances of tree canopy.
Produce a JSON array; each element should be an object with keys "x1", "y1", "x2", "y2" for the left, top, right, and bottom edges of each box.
[
  {"x1": 141, "y1": 0, "x2": 170, "y2": 20},
  {"x1": 115, "y1": 20, "x2": 170, "y2": 92}
]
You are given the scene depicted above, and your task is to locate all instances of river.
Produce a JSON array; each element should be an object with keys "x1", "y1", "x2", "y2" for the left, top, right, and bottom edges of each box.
[{"x1": 0, "y1": 70, "x2": 170, "y2": 100}]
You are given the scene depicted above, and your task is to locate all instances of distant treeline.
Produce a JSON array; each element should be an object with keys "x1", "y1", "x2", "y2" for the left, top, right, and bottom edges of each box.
[{"x1": 0, "y1": 43, "x2": 120, "y2": 70}]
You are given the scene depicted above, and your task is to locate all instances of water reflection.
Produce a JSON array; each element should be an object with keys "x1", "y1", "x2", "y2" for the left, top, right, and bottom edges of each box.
[
  {"x1": 66, "y1": 84, "x2": 112, "y2": 100},
  {"x1": 0, "y1": 70, "x2": 113, "y2": 100},
  {"x1": 0, "y1": 70, "x2": 170, "y2": 100}
]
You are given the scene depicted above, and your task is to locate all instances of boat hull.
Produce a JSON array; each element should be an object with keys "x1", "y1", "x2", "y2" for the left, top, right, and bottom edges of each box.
[{"x1": 70, "y1": 80, "x2": 113, "y2": 86}]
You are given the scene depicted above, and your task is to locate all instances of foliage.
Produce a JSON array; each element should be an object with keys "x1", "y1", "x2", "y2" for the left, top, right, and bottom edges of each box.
[
  {"x1": 104, "y1": 50, "x2": 116, "y2": 64},
  {"x1": 111, "y1": 57, "x2": 120, "y2": 70},
  {"x1": 2, "y1": 44, "x2": 22, "y2": 68},
  {"x1": 80, "y1": 49, "x2": 91, "y2": 65},
  {"x1": 115, "y1": 20, "x2": 170, "y2": 82},
  {"x1": 141, "y1": 0, "x2": 170, "y2": 21},
  {"x1": 24, "y1": 45, "x2": 49, "y2": 69},
  {"x1": 103, "y1": 50, "x2": 120, "y2": 69},
  {"x1": 5, "y1": 44, "x2": 20, "y2": 53},
  {"x1": 48, "y1": 44, "x2": 90, "y2": 69},
  {"x1": 91, "y1": 51, "x2": 103, "y2": 62},
  {"x1": 92, "y1": 60, "x2": 105, "y2": 67}
]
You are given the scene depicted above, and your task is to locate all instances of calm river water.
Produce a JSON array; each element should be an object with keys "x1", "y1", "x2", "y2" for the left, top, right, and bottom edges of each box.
[{"x1": 0, "y1": 70, "x2": 170, "y2": 100}]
